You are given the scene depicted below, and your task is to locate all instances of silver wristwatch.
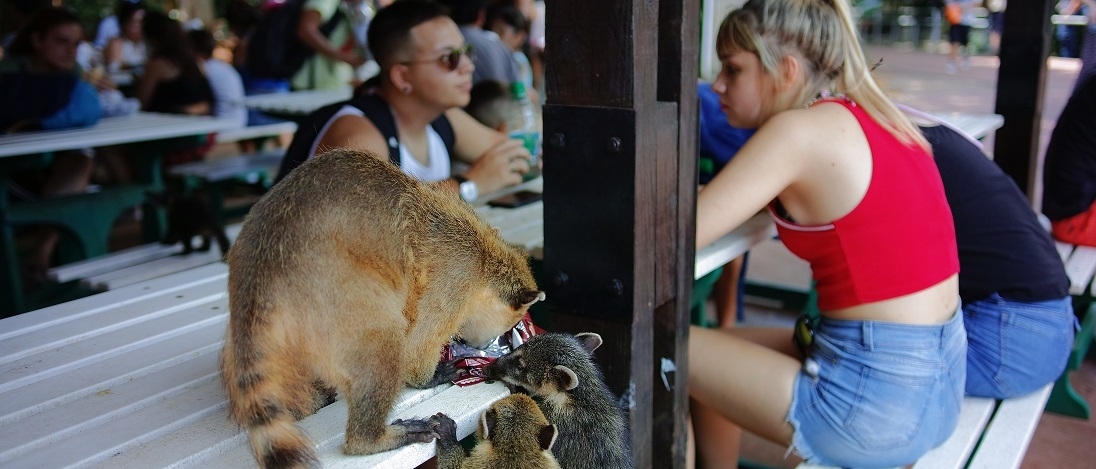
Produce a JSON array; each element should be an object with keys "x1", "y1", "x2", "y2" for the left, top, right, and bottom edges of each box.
[{"x1": 453, "y1": 174, "x2": 478, "y2": 202}]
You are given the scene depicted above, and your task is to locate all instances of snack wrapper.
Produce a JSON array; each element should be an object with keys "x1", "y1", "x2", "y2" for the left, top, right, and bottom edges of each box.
[{"x1": 440, "y1": 312, "x2": 544, "y2": 386}]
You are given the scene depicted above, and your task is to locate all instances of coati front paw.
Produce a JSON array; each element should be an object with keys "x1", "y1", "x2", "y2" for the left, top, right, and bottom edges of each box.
[
  {"x1": 428, "y1": 413, "x2": 460, "y2": 448},
  {"x1": 415, "y1": 359, "x2": 463, "y2": 389},
  {"x1": 391, "y1": 418, "x2": 437, "y2": 445}
]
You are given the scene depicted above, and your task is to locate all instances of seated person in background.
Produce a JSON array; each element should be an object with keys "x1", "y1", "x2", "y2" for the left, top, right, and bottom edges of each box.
[
  {"x1": 905, "y1": 107, "x2": 1076, "y2": 400},
  {"x1": 187, "y1": 28, "x2": 247, "y2": 129},
  {"x1": 102, "y1": 0, "x2": 146, "y2": 72},
  {"x1": 465, "y1": 79, "x2": 511, "y2": 131},
  {"x1": 486, "y1": 4, "x2": 533, "y2": 95},
  {"x1": 0, "y1": 6, "x2": 101, "y2": 287},
  {"x1": 1, "y1": 0, "x2": 51, "y2": 50},
  {"x1": 1042, "y1": 75, "x2": 1096, "y2": 247},
  {"x1": 137, "y1": 11, "x2": 213, "y2": 116},
  {"x1": 690, "y1": 1, "x2": 962, "y2": 467},
  {"x1": 439, "y1": 0, "x2": 519, "y2": 87},
  {"x1": 275, "y1": 0, "x2": 530, "y2": 202},
  {"x1": 138, "y1": 11, "x2": 215, "y2": 166},
  {"x1": 693, "y1": 81, "x2": 755, "y2": 330}
]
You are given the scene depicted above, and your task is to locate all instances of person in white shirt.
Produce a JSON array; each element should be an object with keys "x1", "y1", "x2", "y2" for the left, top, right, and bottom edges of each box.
[{"x1": 187, "y1": 28, "x2": 247, "y2": 128}]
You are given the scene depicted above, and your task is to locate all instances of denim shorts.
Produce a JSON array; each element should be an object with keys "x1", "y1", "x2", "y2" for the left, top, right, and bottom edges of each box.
[
  {"x1": 787, "y1": 307, "x2": 967, "y2": 468},
  {"x1": 964, "y1": 293, "x2": 1077, "y2": 399}
]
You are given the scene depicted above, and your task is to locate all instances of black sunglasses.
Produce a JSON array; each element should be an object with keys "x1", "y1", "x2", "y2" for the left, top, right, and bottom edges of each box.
[{"x1": 400, "y1": 44, "x2": 474, "y2": 72}]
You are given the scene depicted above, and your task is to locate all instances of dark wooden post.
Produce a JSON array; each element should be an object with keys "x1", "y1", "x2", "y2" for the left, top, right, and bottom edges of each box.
[
  {"x1": 992, "y1": 0, "x2": 1054, "y2": 196},
  {"x1": 541, "y1": 0, "x2": 698, "y2": 467}
]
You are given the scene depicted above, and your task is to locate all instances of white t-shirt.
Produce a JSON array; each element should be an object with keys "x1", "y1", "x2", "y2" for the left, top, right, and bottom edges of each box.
[
  {"x1": 310, "y1": 105, "x2": 451, "y2": 182},
  {"x1": 204, "y1": 59, "x2": 247, "y2": 128}
]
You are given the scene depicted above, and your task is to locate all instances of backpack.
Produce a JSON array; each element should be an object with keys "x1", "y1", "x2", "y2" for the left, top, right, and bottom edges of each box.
[
  {"x1": 275, "y1": 93, "x2": 456, "y2": 182},
  {"x1": 246, "y1": 0, "x2": 345, "y2": 79}
]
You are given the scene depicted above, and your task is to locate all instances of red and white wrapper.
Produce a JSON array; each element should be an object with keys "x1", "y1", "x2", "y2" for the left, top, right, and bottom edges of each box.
[{"x1": 440, "y1": 312, "x2": 545, "y2": 386}]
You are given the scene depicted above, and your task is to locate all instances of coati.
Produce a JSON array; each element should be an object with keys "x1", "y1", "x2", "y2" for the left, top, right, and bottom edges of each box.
[
  {"x1": 221, "y1": 148, "x2": 544, "y2": 469},
  {"x1": 146, "y1": 190, "x2": 231, "y2": 256},
  {"x1": 431, "y1": 394, "x2": 562, "y2": 469},
  {"x1": 486, "y1": 332, "x2": 633, "y2": 469}
]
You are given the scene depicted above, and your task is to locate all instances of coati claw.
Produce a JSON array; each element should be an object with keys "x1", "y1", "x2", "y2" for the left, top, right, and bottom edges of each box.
[
  {"x1": 416, "y1": 359, "x2": 463, "y2": 388},
  {"x1": 392, "y1": 418, "x2": 437, "y2": 444},
  {"x1": 429, "y1": 413, "x2": 459, "y2": 444}
]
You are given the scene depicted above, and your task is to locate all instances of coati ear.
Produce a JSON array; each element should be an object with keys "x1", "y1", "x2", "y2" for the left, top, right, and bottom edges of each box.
[
  {"x1": 575, "y1": 332, "x2": 603, "y2": 354},
  {"x1": 537, "y1": 424, "x2": 558, "y2": 451},
  {"x1": 481, "y1": 407, "x2": 497, "y2": 440},
  {"x1": 516, "y1": 290, "x2": 546, "y2": 309},
  {"x1": 551, "y1": 365, "x2": 579, "y2": 391}
]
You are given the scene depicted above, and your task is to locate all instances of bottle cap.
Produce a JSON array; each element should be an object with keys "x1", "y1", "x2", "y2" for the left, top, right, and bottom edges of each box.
[{"x1": 510, "y1": 81, "x2": 527, "y2": 99}]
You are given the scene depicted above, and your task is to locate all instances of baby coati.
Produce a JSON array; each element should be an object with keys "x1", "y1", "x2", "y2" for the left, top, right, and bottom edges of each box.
[
  {"x1": 147, "y1": 190, "x2": 230, "y2": 256},
  {"x1": 431, "y1": 394, "x2": 561, "y2": 469},
  {"x1": 486, "y1": 332, "x2": 633, "y2": 469},
  {"x1": 221, "y1": 148, "x2": 544, "y2": 469}
]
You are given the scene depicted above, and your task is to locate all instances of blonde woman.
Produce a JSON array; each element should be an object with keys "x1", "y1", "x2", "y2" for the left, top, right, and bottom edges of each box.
[{"x1": 689, "y1": 1, "x2": 964, "y2": 467}]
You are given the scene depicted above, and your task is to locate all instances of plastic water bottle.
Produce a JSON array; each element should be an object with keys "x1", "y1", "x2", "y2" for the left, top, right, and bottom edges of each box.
[{"x1": 507, "y1": 82, "x2": 541, "y2": 180}]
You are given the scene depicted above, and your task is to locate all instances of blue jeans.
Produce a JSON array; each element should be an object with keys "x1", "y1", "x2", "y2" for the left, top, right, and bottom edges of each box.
[
  {"x1": 963, "y1": 293, "x2": 1076, "y2": 399},
  {"x1": 788, "y1": 307, "x2": 966, "y2": 468}
]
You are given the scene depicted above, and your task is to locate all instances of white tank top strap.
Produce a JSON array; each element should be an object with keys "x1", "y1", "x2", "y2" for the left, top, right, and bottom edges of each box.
[{"x1": 399, "y1": 126, "x2": 451, "y2": 182}]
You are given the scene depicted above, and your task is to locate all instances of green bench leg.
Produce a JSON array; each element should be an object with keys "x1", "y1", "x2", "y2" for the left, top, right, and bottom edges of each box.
[{"x1": 1047, "y1": 304, "x2": 1096, "y2": 419}]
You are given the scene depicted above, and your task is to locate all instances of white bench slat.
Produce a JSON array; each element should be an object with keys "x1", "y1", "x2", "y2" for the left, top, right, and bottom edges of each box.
[
  {"x1": 911, "y1": 397, "x2": 995, "y2": 469},
  {"x1": 215, "y1": 121, "x2": 297, "y2": 144},
  {"x1": 48, "y1": 224, "x2": 241, "y2": 285},
  {"x1": 1063, "y1": 245, "x2": 1096, "y2": 296},
  {"x1": 0, "y1": 289, "x2": 227, "y2": 394},
  {"x1": 169, "y1": 152, "x2": 284, "y2": 182},
  {"x1": 0, "y1": 352, "x2": 221, "y2": 463},
  {"x1": 48, "y1": 242, "x2": 182, "y2": 283},
  {"x1": 83, "y1": 254, "x2": 227, "y2": 291},
  {"x1": 0, "y1": 263, "x2": 228, "y2": 344},
  {"x1": 1055, "y1": 241, "x2": 1074, "y2": 263},
  {"x1": 967, "y1": 384, "x2": 1053, "y2": 469},
  {"x1": 0, "y1": 321, "x2": 223, "y2": 427},
  {"x1": 77, "y1": 225, "x2": 242, "y2": 291},
  {"x1": 204, "y1": 383, "x2": 510, "y2": 469}
]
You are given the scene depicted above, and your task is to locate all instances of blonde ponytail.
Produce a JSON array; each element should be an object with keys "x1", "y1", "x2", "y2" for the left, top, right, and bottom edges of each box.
[{"x1": 716, "y1": 0, "x2": 929, "y2": 150}]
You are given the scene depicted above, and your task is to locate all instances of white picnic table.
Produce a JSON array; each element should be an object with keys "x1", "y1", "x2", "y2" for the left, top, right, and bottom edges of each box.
[
  {"x1": 243, "y1": 87, "x2": 354, "y2": 117},
  {"x1": 0, "y1": 113, "x2": 240, "y2": 316},
  {"x1": 928, "y1": 111, "x2": 1004, "y2": 142},
  {"x1": 0, "y1": 113, "x2": 229, "y2": 158}
]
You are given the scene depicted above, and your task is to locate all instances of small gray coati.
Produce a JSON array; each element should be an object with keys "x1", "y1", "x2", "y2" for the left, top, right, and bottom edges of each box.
[
  {"x1": 431, "y1": 394, "x2": 562, "y2": 469},
  {"x1": 486, "y1": 332, "x2": 633, "y2": 469},
  {"x1": 221, "y1": 148, "x2": 544, "y2": 469}
]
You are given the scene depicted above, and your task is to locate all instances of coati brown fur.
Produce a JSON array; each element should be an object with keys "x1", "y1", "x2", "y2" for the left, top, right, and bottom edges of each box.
[
  {"x1": 221, "y1": 148, "x2": 544, "y2": 469},
  {"x1": 431, "y1": 394, "x2": 561, "y2": 469},
  {"x1": 486, "y1": 333, "x2": 633, "y2": 469}
]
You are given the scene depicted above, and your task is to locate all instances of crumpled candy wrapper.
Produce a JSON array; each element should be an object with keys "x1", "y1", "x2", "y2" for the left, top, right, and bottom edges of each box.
[{"x1": 441, "y1": 312, "x2": 544, "y2": 386}]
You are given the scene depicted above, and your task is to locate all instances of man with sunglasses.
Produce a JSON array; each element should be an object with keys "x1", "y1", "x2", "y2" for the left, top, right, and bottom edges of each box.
[{"x1": 276, "y1": 0, "x2": 531, "y2": 201}]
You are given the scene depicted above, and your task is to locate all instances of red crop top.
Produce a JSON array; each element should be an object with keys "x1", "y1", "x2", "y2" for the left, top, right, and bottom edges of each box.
[{"x1": 769, "y1": 98, "x2": 958, "y2": 311}]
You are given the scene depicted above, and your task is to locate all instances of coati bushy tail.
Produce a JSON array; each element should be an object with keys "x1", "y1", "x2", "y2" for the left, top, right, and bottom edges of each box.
[{"x1": 221, "y1": 295, "x2": 324, "y2": 469}]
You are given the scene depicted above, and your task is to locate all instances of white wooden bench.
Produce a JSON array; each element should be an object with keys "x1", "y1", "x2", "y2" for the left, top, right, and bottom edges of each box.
[
  {"x1": 214, "y1": 121, "x2": 298, "y2": 144},
  {"x1": 798, "y1": 383, "x2": 1053, "y2": 469},
  {"x1": 0, "y1": 264, "x2": 508, "y2": 469},
  {"x1": 47, "y1": 223, "x2": 243, "y2": 290}
]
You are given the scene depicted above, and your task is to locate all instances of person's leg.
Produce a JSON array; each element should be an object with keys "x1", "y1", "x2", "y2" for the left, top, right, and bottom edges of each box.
[
  {"x1": 691, "y1": 398, "x2": 741, "y2": 469},
  {"x1": 27, "y1": 151, "x2": 95, "y2": 284},
  {"x1": 688, "y1": 326, "x2": 800, "y2": 446},
  {"x1": 714, "y1": 255, "x2": 745, "y2": 330}
]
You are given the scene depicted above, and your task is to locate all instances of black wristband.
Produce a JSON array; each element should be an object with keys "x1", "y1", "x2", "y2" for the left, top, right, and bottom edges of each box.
[{"x1": 452, "y1": 174, "x2": 468, "y2": 184}]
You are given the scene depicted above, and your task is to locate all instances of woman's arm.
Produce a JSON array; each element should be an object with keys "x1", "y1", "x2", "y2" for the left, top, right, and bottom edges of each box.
[
  {"x1": 697, "y1": 107, "x2": 859, "y2": 249},
  {"x1": 296, "y1": 8, "x2": 364, "y2": 67}
]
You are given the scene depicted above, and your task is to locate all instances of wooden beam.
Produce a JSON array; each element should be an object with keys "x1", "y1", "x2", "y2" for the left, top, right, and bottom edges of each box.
[
  {"x1": 992, "y1": 0, "x2": 1055, "y2": 196},
  {"x1": 542, "y1": 0, "x2": 698, "y2": 467}
]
